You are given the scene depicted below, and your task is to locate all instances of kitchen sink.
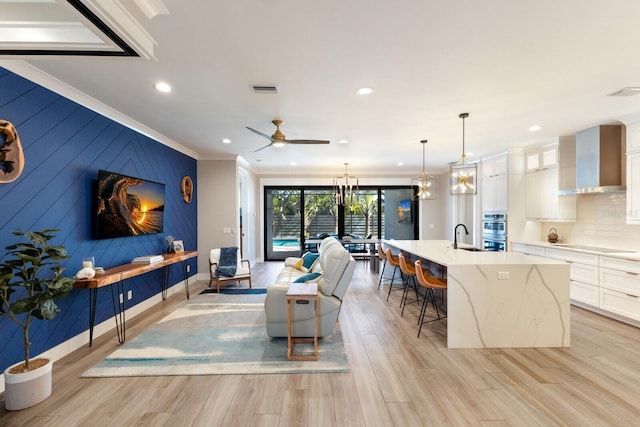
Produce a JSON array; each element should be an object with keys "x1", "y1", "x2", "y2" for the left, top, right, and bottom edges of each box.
[
  {"x1": 459, "y1": 246, "x2": 483, "y2": 252},
  {"x1": 552, "y1": 244, "x2": 636, "y2": 254}
]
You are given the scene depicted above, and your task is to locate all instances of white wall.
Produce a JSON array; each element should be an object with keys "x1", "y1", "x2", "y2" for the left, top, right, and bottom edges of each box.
[{"x1": 197, "y1": 160, "x2": 239, "y2": 275}]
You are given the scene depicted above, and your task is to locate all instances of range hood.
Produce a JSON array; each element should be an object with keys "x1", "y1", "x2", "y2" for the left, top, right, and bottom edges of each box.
[{"x1": 556, "y1": 125, "x2": 625, "y2": 195}]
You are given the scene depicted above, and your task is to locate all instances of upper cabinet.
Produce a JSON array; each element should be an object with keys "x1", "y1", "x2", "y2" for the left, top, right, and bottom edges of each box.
[
  {"x1": 525, "y1": 137, "x2": 576, "y2": 221},
  {"x1": 482, "y1": 153, "x2": 508, "y2": 212},
  {"x1": 627, "y1": 122, "x2": 640, "y2": 224}
]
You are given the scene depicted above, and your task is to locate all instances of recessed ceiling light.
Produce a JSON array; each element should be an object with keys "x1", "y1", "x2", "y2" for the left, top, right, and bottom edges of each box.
[
  {"x1": 529, "y1": 125, "x2": 542, "y2": 132},
  {"x1": 154, "y1": 82, "x2": 172, "y2": 93},
  {"x1": 290, "y1": 162, "x2": 297, "y2": 166},
  {"x1": 397, "y1": 162, "x2": 404, "y2": 166},
  {"x1": 338, "y1": 139, "x2": 349, "y2": 144},
  {"x1": 221, "y1": 138, "x2": 231, "y2": 144},
  {"x1": 356, "y1": 87, "x2": 373, "y2": 95}
]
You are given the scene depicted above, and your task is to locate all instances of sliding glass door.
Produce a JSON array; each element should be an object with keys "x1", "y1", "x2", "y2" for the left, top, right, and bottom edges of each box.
[{"x1": 265, "y1": 186, "x2": 417, "y2": 260}]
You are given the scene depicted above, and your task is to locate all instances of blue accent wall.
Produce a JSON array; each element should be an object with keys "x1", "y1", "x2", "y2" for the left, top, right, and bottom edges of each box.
[{"x1": 0, "y1": 67, "x2": 198, "y2": 371}]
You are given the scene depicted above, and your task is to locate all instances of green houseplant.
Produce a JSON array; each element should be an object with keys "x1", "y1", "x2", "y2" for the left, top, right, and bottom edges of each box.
[{"x1": 0, "y1": 228, "x2": 75, "y2": 410}]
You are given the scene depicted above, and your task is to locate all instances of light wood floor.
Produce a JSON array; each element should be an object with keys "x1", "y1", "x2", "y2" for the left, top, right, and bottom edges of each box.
[{"x1": 2, "y1": 261, "x2": 640, "y2": 426}]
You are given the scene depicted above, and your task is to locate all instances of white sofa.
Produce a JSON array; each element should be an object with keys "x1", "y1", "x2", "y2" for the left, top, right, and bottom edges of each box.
[{"x1": 265, "y1": 237, "x2": 356, "y2": 338}]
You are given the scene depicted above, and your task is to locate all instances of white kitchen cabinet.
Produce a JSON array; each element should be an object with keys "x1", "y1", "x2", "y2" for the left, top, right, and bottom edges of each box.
[
  {"x1": 482, "y1": 175, "x2": 508, "y2": 212},
  {"x1": 525, "y1": 139, "x2": 576, "y2": 221},
  {"x1": 627, "y1": 152, "x2": 640, "y2": 223},
  {"x1": 525, "y1": 144, "x2": 557, "y2": 172},
  {"x1": 599, "y1": 256, "x2": 640, "y2": 322},
  {"x1": 547, "y1": 248, "x2": 599, "y2": 307},
  {"x1": 511, "y1": 242, "x2": 546, "y2": 257},
  {"x1": 482, "y1": 153, "x2": 508, "y2": 212}
]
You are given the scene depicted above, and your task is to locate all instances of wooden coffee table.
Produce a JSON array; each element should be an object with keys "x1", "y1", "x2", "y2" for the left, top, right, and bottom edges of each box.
[{"x1": 286, "y1": 282, "x2": 319, "y2": 361}]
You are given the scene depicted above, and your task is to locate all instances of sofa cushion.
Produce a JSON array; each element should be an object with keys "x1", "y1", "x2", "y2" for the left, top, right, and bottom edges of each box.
[
  {"x1": 293, "y1": 272, "x2": 321, "y2": 283},
  {"x1": 316, "y1": 245, "x2": 350, "y2": 296}
]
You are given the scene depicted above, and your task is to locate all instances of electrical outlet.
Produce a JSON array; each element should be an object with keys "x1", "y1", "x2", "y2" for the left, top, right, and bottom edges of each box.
[
  {"x1": 127, "y1": 290, "x2": 132, "y2": 300},
  {"x1": 187, "y1": 265, "x2": 190, "y2": 273},
  {"x1": 119, "y1": 293, "x2": 123, "y2": 304},
  {"x1": 498, "y1": 271, "x2": 510, "y2": 280}
]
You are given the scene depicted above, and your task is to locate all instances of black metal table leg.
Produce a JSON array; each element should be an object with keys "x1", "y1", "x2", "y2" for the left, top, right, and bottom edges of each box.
[
  {"x1": 182, "y1": 260, "x2": 190, "y2": 299},
  {"x1": 161, "y1": 264, "x2": 169, "y2": 300},
  {"x1": 88, "y1": 288, "x2": 97, "y2": 347},
  {"x1": 110, "y1": 280, "x2": 126, "y2": 344}
]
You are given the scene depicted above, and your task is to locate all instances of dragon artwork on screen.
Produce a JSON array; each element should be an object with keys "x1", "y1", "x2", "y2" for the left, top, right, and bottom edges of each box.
[{"x1": 95, "y1": 170, "x2": 165, "y2": 239}]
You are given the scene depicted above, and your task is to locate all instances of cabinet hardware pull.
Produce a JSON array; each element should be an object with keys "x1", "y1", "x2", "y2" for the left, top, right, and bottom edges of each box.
[
  {"x1": 625, "y1": 293, "x2": 638, "y2": 298},
  {"x1": 625, "y1": 271, "x2": 639, "y2": 276}
]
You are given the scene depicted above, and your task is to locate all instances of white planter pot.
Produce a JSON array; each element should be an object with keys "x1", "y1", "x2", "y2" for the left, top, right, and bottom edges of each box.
[{"x1": 3, "y1": 359, "x2": 53, "y2": 411}]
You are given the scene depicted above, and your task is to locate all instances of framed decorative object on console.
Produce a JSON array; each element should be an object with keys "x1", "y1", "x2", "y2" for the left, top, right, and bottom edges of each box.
[{"x1": 172, "y1": 240, "x2": 184, "y2": 253}]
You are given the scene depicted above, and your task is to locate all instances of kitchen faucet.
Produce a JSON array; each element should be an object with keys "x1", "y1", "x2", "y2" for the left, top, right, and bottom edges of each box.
[{"x1": 453, "y1": 223, "x2": 469, "y2": 249}]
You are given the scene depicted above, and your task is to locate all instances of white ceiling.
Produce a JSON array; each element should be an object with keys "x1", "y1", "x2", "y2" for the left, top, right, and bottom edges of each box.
[{"x1": 3, "y1": 0, "x2": 640, "y2": 176}]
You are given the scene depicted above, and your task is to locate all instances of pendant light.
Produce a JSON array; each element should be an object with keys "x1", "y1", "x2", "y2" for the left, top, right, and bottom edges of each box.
[
  {"x1": 450, "y1": 112, "x2": 477, "y2": 195},
  {"x1": 333, "y1": 163, "x2": 359, "y2": 206},
  {"x1": 411, "y1": 140, "x2": 437, "y2": 200}
]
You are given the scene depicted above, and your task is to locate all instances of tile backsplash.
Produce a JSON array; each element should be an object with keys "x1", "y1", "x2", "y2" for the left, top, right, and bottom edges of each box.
[{"x1": 544, "y1": 193, "x2": 640, "y2": 251}]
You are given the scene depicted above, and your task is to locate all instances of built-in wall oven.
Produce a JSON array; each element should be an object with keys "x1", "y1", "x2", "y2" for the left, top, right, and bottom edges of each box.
[{"x1": 482, "y1": 213, "x2": 507, "y2": 252}]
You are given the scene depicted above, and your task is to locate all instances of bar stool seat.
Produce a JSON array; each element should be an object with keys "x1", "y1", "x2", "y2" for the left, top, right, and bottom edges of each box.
[{"x1": 415, "y1": 259, "x2": 448, "y2": 338}]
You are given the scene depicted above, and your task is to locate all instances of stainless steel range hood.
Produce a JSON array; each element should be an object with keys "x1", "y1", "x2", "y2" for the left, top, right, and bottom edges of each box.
[{"x1": 556, "y1": 125, "x2": 625, "y2": 195}]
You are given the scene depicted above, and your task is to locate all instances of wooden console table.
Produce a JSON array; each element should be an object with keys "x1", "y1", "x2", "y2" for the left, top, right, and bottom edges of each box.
[{"x1": 74, "y1": 251, "x2": 198, "y2": 346}]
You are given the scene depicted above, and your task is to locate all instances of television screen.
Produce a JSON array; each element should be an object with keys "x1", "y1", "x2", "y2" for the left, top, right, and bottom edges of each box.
[{"x1": 95, "y1": 169, "x2": 165, "y2": 239}]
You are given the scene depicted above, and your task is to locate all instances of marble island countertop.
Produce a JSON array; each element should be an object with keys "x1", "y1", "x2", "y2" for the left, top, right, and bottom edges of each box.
[
  {"x1": 382, "y1": 239, "x2": 570, "y2": 348},
  {"x1": 384, "y1": 239, "x2": 567, "y2": 266},
  {"x1": 513, "y1": 241, "x2": 640, "y2": 260}
]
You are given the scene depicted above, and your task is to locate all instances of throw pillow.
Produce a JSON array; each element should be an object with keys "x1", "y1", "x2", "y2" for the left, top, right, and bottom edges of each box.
[
  {"x1": 301, "y1": 252, "x2": 320, "y2": 269},
  {"x1": 293, "y1": 272, "x2": 321, "y2": 283},
  {"x1": 293, "y1": 252, "x2": 320, "y2": 272}
]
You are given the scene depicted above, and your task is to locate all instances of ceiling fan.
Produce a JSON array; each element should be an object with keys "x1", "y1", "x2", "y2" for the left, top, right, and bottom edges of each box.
[{"x1": 246, "y1": 120, "x2": 330, "y2": 152}]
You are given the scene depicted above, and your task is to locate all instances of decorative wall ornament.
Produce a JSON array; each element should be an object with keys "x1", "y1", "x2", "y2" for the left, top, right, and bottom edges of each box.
[
  {"x1": 0, "y1": 119, "x2": 25, "y2": 183},
  {"x1": 181, "y1": 176, "x2": 193, "y2": 203}
]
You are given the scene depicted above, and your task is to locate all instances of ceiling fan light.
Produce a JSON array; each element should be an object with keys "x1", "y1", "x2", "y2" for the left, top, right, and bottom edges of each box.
[{"x1": 272, "y1": 141, "x2": 285, "y2": 148}]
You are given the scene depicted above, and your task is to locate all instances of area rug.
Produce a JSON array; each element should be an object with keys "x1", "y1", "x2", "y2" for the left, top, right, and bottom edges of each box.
[
  {"x1": 200, "y1": 288, "x2": 267, "y2": 295},
  {"x1": 82, "y1": 293, "x2": 349, "y2": 377}
]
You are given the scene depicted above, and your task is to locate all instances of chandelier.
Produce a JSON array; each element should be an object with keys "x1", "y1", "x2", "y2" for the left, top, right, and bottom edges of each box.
[
  {"x1": 450, "y1": 112, "x2": 477, "y2": 195},
  {"x1": 333, "y1": 163, "x2": 359, "y2": 205},
  {"x1": 411, "y1": 140, "x2": 437, "y2": 200}
]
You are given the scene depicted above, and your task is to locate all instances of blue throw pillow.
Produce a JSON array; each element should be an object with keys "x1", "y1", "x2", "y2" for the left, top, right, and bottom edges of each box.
[
  {"x1": 294, "y1": 272, "x2": 321, "y2": 283},
  {"x1": 301, "y1": 252, "x2": 320, "y2": 269}
]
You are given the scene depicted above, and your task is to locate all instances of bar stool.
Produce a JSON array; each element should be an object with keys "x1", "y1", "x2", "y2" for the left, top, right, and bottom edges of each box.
[
  {"x1": 415, "y1": 259, "x2": 448, "y2": 338},
  {"x1": 384, "y1": 248, "x2": 404, "y2": 301},
  {"x1": 377, "y1": 243, "x2": 387, "y2": 288},
  {"x1": 398, "y1": 253, "x2": 420, "y2": 315}
]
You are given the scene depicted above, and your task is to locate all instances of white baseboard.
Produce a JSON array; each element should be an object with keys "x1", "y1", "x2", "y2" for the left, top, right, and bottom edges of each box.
[{"x1": 0, "y1": 276, "x2": 195, "y2": 394}]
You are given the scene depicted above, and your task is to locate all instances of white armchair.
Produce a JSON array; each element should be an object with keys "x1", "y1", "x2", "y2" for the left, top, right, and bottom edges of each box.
[{"x1": 209, "y1": 248, "x2": 252, "y2": 293}]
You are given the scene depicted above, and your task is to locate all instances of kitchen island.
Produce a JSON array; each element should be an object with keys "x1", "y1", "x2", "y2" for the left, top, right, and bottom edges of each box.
[{"x1": 384, "y1": 240, "x2": 570, "y2": 348}]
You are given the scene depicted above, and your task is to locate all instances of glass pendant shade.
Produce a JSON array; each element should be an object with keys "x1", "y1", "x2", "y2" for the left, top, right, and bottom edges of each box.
[
  {"x1": 412, "y1": 140, "x2": 437, "y2": 200},
  {"x1": 450, "y1": 113, "x2": 477, "y2": 195}
]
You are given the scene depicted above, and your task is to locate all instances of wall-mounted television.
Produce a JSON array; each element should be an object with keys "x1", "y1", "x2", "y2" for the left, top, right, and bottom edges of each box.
[{"x1": 95, "y1": 169, "x2": 165, "y2": 239}]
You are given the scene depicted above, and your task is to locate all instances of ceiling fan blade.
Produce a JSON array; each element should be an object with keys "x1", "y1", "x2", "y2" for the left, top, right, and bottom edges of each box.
[
  {"x1": 246, "y1": 126, "x2": 274, "y2": 142},
  {"x1": 286, "y1": 139, "x2": 330, "y2": 145},
  {"x1": 253, "y1": 142, "x2": 273, "y2": 152}
]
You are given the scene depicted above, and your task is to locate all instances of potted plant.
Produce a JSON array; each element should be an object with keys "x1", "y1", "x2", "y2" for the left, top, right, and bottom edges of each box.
[{"x1": 0, "y1": 229, "x2": 75, "y2": 410}]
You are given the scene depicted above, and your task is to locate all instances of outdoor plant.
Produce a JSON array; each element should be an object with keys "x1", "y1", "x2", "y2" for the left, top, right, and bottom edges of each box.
[{"x1": 0, "y1": 229, "x2": 75, "y2": 372}]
